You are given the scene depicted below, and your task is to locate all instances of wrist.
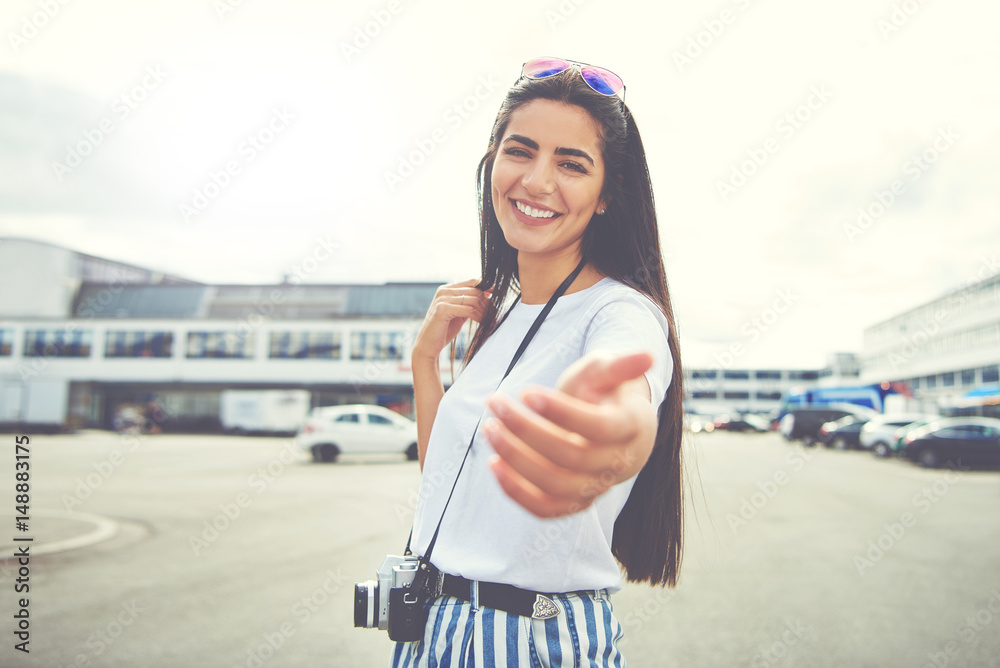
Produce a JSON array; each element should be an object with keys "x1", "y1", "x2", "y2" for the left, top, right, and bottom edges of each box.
[{"x1": 411, "y1": 351, "x2": 441, "y2": 371}]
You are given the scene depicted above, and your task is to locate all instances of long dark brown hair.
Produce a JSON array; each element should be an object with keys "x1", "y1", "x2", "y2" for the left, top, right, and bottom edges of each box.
[{"x1": 462, "y1": 66, "x2": 685, "y2": 587}]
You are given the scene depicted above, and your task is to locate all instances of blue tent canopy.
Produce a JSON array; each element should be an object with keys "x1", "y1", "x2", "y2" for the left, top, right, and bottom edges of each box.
[{"x1": 964, "y1": 384, "x2": 1000, "y2": 398}]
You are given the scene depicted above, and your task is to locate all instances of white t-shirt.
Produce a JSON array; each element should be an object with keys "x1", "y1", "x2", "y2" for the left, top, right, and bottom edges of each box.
[{"x1": 411, "y1": 277, "x2": 673, "y2": 593}]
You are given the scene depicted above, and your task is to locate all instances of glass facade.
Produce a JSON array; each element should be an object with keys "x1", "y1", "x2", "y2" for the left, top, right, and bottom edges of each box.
[
  {"x1": 105, "y1": 331, "x2": 174, "y2": 358},
  {"x1": 186, "y1": 331, "x2": 255, "y2": 359},
  {"x1": 269, "y1": 331, "x2": 341, "y2": 359},
  {"x1": 23, "y1": 329, "x2": 93, "y2": 357},
  {"x1": 350, "y1": 331, "x2": 405, "y2": 361}
]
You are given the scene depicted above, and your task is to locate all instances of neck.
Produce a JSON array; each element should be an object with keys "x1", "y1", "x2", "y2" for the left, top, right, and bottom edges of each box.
[{"x1": 516, "y1": 249, "x2": 602, "y2": 305}]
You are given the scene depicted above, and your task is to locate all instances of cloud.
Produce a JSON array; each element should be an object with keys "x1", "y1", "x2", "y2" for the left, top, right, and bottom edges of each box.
[{"x1": 0, "y1": 72, "x2": 174, "y2": 217}]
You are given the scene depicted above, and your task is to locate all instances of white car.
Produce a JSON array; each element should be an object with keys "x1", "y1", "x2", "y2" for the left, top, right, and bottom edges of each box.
[
  {"x1": 859, "y1": 413, "x2": 939, "y2": 457},
  {"x1": 295, "y1": 404, "x2": 419, "y2": 463}
]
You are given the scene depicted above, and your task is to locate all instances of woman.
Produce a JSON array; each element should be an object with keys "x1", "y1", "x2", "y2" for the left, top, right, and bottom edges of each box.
[{"x1": 396, "y1": 57, "x2": 685, "y2": 667}]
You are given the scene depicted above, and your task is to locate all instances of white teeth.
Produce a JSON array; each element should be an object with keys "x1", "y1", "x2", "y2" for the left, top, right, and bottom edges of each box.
[{"x1": 515, "y1": 200, "x2": 556, "y2": 219}]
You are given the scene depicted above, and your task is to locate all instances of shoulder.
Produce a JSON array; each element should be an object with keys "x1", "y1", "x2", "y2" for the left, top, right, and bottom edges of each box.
[
  {"x1": 580, "y1": 278, "x2": 674, "y2": 401},
  {"x1": 582, "y1": 278, "x2": 669, "y2": 334}
]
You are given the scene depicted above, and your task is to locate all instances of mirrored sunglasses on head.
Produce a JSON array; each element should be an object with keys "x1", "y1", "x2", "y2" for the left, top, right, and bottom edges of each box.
[{"x1": 521, "y1": 57, "x2": 626, "y2": 102}]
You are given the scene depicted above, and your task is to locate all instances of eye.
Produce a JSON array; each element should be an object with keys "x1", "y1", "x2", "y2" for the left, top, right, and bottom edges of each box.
[
  {"x1": 560, "y1": 161, "x2": 588, "y2": 174},
  {"x1": 502, "y1": 147, "x2": 531, "y2": 158}
]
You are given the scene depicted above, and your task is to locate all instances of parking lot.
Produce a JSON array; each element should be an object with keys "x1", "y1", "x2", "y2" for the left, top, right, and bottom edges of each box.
[{"x1": 1, "y1": 429, "x2": 999, "y2": 667}]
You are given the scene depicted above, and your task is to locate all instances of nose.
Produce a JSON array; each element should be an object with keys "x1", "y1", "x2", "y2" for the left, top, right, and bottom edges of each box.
[{"x1": 521, "y1": 159, "x2": 555, "y2": 195}]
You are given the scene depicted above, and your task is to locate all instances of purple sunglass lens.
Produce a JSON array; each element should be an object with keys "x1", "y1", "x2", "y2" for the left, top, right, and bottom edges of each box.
[
  {"x1": 523, "y1": 58, "x2": 571, "y2": 79},
  {"x1": 581, "y1": 67, "x2": 623, "y2": 96}
]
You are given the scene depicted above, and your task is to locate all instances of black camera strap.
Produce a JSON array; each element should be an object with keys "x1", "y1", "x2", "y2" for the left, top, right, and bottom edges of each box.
[{"x1": 406, "y1": 258, "x2": 587, "y2": 595}]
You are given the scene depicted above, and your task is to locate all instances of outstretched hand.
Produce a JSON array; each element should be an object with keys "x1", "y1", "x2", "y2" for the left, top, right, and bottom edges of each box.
[{"x1": 484, "y1": 350, "x2": 658, "y2": 518}]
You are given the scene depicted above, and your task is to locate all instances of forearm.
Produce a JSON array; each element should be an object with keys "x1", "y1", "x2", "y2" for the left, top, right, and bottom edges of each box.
[
  {"x1": 411, "y1": 355, "x2": 444, "y2": 470},
  {"x1": 616, "y1": 376, "x2": 657, "y2": 481}
]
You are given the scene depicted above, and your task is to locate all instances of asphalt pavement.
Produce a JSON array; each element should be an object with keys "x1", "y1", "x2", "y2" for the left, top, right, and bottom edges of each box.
[{"x1": 1, "y1": 429, "x2": 998, "y2": 667}]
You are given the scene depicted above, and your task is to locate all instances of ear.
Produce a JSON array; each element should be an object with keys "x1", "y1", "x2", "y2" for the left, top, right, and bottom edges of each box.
[{"x1": 597, "y1": 173, "x2": 623, "y2": 214}]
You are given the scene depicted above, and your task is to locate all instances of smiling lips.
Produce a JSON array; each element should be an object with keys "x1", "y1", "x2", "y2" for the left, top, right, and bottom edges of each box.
[{"x1": 511, "y1": 198, "x2": 561, "y2": 220}]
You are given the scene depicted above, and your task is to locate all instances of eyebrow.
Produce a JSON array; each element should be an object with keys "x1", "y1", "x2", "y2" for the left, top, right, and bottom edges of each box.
[{"x1": 504, "y1": 134, "x2": 595, "y2": 167}]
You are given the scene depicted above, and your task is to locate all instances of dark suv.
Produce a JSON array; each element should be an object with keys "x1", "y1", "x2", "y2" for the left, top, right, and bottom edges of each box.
[{"x1": 779, "y1": 404, "x2": 876, "y2": 446}]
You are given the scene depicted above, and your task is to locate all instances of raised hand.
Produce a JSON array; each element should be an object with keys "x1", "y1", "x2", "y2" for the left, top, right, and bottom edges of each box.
[
  {"x1": 484, "y1": 350, "x2": 658, "y2": 518},
  {"x1": 411, "y1": 279, "x2": 491, "y2": 363}
]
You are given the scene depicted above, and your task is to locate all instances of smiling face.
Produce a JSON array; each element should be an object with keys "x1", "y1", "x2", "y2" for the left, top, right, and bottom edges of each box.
[{"x1": 490, "y1": 99, "x2": 608, "y2": 263}]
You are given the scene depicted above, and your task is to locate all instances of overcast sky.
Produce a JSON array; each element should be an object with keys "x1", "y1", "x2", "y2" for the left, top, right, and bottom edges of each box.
[{"x1": 0, "y1": 0, "x2": 997, "y2": 369}]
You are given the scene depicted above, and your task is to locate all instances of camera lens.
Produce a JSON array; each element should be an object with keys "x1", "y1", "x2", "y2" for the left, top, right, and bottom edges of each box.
[{"x1": 354, "y1": 581, "x2": 379, "y2": 628}]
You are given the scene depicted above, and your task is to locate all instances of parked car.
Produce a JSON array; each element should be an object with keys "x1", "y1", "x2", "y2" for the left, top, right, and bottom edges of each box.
[
  {"x1": 779, "y1": 404, "x2": 877, "y2": 445},
  {"x1": 900, "y1": 417, "x2": 1000, "y2": 468},
  {"x1": 877, "y1": 417, "x2": 939, "y2": 458},
  {"x1": 685, "y1": 414, "x2": 715, "y2": 433},
  {"x1": 860, "y1": 413, "x2": 939, "y2": 456},
  {"x1": 713, "y1": 413, "x2": 769, "y2": 432},
  {"x1": 818, "y1": 415, "x2": 869, "y2": 450},
  {"x1": 295, "y1": 404, "x2": 418, "y2": 463}
]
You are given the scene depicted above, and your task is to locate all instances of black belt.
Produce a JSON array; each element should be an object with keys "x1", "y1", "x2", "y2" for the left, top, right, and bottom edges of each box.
[{"x1": 427, "y1": 567, "x2": 570, "y2": 620}]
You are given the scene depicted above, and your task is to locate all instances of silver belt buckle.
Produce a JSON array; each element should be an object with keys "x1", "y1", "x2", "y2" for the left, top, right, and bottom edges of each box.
[{"x1": 531, "y1": 594, "x2": 560, "y2": 620}]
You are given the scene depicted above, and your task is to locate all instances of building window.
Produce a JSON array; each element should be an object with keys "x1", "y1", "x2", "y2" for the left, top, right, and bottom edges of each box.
[
  {"x1": 723, "y1": 370, "x2": 749, "y2": 380},
  {"x1": 691, "y1": 370, "x2": 717, "y2": 380},
  {"x1": 269, "y1": 331, "x2": 341, "y2": 359},
  {"x1": 755, "y1": 370, "x2": 782, "y2": 380},
  {"x1": 23, "y1": 329, "x2": 93, "y2": 358},
  {"x1": 691, "y1": 391, "x2": 717, "y2": 400},
  {"x1": 0, "y1": 329, "x2": 13, "y2": 356},
  {"x1": 756, "y1": 391, "x2": 783, "y2": 400},
  {"x1": 105, "y1": 331, "x2": 174, "y2": 358},
  {"x1": 186, "y1": 331, "x2": 255, "y2": 359},
  {"x1": 983, "y1": 365, "x2": 1000, "y2": 384},
  {"x1": 724, "y1": 391, "x2": 750, "y2": 400},
  {"x1": 941, "y1": 372, "x2": 955, "y2": 387},
  {"x1": 350, "y1": 331, "x2": 404, "y2": 361},
  {"x1": 960, "y1": 368, "x2": 976, "y2": 386},
  {"x1": 454, "y1": 332, "x2": 469, "y2": 361},
  {"x1": 789, "y1": 370, "x2": 819, "y2": 381},
  {"x1": 924, "y1": 374, "x2": 937, "y2": 389}
]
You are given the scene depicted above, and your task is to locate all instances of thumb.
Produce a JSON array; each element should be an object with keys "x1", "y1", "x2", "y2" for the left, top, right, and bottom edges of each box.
[{"x1": 558, "y1": 350, "x2": 653, "y2": 399}]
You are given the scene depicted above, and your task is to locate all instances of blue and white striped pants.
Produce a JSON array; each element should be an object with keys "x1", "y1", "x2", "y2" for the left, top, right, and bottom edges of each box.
[{"x1": 389, "y1": 585, "x2": 626, "y2": 667}]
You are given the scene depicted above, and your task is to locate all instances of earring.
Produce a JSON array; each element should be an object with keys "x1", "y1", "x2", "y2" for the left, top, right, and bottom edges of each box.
[{"x1": 598, "y1": 208, "x2": 606, "y2": 215}]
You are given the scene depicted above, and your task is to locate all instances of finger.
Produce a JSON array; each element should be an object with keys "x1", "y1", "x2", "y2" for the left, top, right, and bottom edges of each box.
[
  {"x1": 441, "y1": 282, "x2": 492, "y2": 299},
  {"x1": 488, "y1": 394, "x2": 620, "y2": 475},
  {"x1": 448, "y1": 278, "x2": 482, "y2": 288},
  {"x1": 489, "y1": 455, "x2": 595, "y2": 518},
  {"x1": 436, "y1": 302, "x2": 485, "y2": 325},
  {"x1": 559, "y1": 350, "x2": 653, "y2": 398},
  {"x1": 520, "y1": 386, "x2": 641, "y2": 445},
  {"x1": 483, "y1": 418, "x2": 599, "y2": 501},
  {"x1": 450, "y1": 289, "x2": 491, "y2": 307}
]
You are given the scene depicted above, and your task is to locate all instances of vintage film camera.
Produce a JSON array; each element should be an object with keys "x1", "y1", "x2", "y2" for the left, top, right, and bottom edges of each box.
[{"x1": 354, "y1": 555, "x2": 435, "y2": 642}]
